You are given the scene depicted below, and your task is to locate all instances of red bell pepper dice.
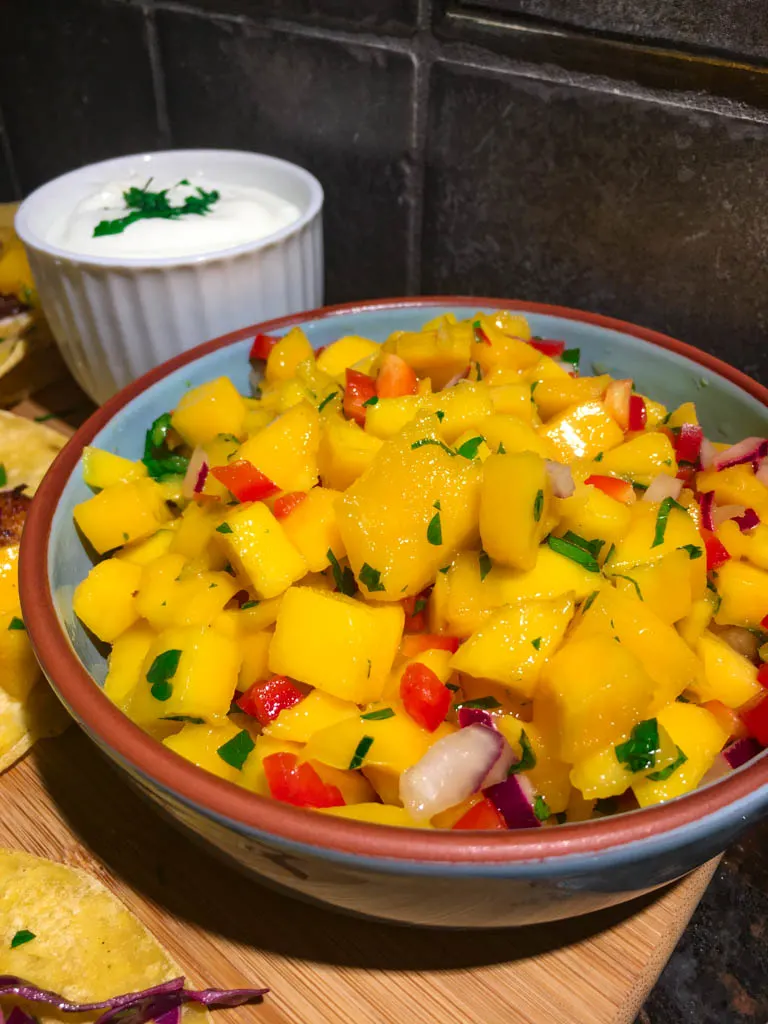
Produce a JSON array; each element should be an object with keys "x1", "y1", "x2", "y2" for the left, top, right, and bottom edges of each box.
[
  {"x1": 757, "y1": 663, "x2": 768, "y2": 689},
  {"x1": 274, "y1": 491, "x2": 308, "y2": 520},
  {"x1": 676, "y1": 423, "x2": 703, "y2": 464},
  {"x1": 343, "y1": 368, "x2": 377, "y2": 426},
  {"x1": 249, "y1": 333, "x2": 279, "y2": 361},
  {"x1": 453, "y1": 797, "x2": 507, "y2": 830},
  {"x1": 377, "y1": 353, "x2": 418, "y2": 398},
  {"x1": 627, "y1": 394, "x2": 647, "y2": 432},
  {"x1": 705, "y1": 536, "x2": 731, "y2": 571},
  {"x1": 237, "y1": 676, "x2": 304, "y2": 725},
  {"x1": 584, "y1": 474, "x2": 636, "y2": 504},
  {"x1": 741, "y1": 694, "x2": 768, "y2": 746},
  {"x1": 211, "y1": 460, "x2": 279, "y2": 502},
  {"x1": 400, "y1": 662, "x2": 452, "y2": 732},
  {"x1": 530, "y1": 339, "x2": 565, "y2": 357},
  {"x1": 402, "y1": 593, "x2": 429, "y2": 633},
  {"x1": 263, "y1": 751, "x2": 345, "y2": 808},
  {"x1": 400, "y1": 633, "x2": 461, "y2": 659}
]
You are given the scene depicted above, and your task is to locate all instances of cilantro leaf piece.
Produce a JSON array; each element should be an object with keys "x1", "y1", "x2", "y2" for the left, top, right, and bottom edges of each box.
[
  {"x1": 582, "y1": 590, "x2": 599, "y2": 612},
  {"x1": 161, "y1": 715, "x2": 205, "y2": 724},
  {"x1": 8, "y1": 616, "x2": 25, "y2": 631},
  {"x1": 0, "y1": 464, "x2": 6, "y2": 487},
  {"x1": 362, "y1": 395, "x2": 379, "y2": 407},
  {"x1": 215, "y1": 523, "x2": 233, "y2": 534},
  {"x1": 546, "y1": 535, "x2": 600, "y2": 572},
  {"x1": 359, "y1": 562, "x2": 385, "y2": 592},
  {"x1": 427, "y1": 511, "x2": 442, "y2": 546},
  {"x1": 533, "y1": 795, "x2": 551, "y2": 822},
  {"x1": 411, "y1": 438, "x2": 455, "y2": 457},
  {"x1": 454, "y1": 696, "x2": 502, "y2": 710},
  {"x1": 531, "y1": 637, "x2": 542, "y2": 650},
  {"x1": 349, "y1": 735, "x2": 374, "y2": 770},
  {"x1": 652, "y1": 496, "x2": 687, "y2": 548},
  {"x1": 508, "y1": 729, "x2": 537, "y2": 774},
  {"x1": 241, "y1": 600, "x2": 260, "y2": 609},
  {"x1": 679, "y1": 544, "x2": 703, "y2": 560},
  {"x1": 479, "y1": 550, "x2": 492, "y2": 582},
  {"x1": 146, "y1": 649, "x2": 182, "y2": 702},
  {"x1": 327, "y1": 549, "x2": 356, "y2": 596},
  {"x1": 615, "y1": 719, "x2": 660, "y2": 773},
  {"x1": 611, "y1": 574, "x2": 643, "y2": 601},
  {"x1": 647, "y1": 746, "x2": 688, "y2": 782},
  {"x1": 361, "y1": 708, "x2": 395, "y2": 721},
  {"x1": 561, "y1": 348, "x2": 580, "y2": 367},
  {"x1": 317, "y1": 390, "x2": 338, "y2": 412},
  {"x1": 533, "y1": 489, "x2": 544, "y2": 522},
  {"x1": 217, "y1": 729, "x2": 255, "y2": 770},
  {"x1": 436, "y1": 410, "x2": 445, "y2": 422},
  {"x1": 456, "y1": 436, "x2": 484, "y2": 460},
  {"x1": 10, "y1": 930, "x2": 35, "y2": 949}
]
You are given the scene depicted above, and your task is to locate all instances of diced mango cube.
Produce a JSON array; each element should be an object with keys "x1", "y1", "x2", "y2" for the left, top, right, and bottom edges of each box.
[
  {"x1": 280, "y1": 487, "x2": 345, "y2": 572},
  {"x1": 318, "y1": 415, "x2": 383, "y2": 491},
  {"x1": 480, "y1": 452, "x2": 552, "y2": 570},
  {"x1": 104, "y1": 622, "x2": 156, "y2": 709},
  {"x1": 171, "y1": 376, "x2": 246, "y2": 447},
  {"x1": 73, "y1": 557, "x2": 142, "y2": 643},
  {"x1": 0, "y1": 611, "x2": 40, "y2": 701},
  {"x1": 82, "y1": 447, "x2": 148, "y2": 489},
  {"x1": 237, "y1": 401, "x2": 320, "y2": 492},
  {"x1": 74, "y1": 478, "x2": 171, "y2": 555},
  {"x1": 164, "y1": 721, "x2": 253, "y2": 782},
  {"x1": 316, "y1": 335, "x2": 380, "y2": 378},
  {"x1": 265, "y1": 690, "x2": 359, "y2": 744},
  {"x1": 539, "y1": 401, "x2": 624, "y2": 462},
  {"x1": 217, "y1": 502, "x2": 306, "y2": 599},
  {"x1": 693, "y1": 631, "x2": 763, "y2": 709}
]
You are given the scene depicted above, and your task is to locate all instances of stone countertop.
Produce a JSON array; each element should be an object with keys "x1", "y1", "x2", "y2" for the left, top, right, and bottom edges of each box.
[{"x1": 638, "y1": 818, "x2": 768, "y2": 1023}]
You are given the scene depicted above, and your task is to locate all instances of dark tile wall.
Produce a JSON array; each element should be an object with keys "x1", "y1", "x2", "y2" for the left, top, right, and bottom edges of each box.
[{"x1": 1, "y1": 2, "x2": 768, "y2": 1021}]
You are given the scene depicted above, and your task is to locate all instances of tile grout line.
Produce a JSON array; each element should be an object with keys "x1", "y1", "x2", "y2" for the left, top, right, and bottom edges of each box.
[
  {"x1": 405, "y1": 42, "x2": 432, "y2": 295},
  {"x1": 143, "y1": 0, "x2": 173, "y2": 147}
]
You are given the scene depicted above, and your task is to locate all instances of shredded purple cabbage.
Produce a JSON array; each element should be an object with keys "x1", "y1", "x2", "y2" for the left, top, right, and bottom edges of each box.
[
  {"x1": 0, "y1": 976, "x2": 268, "y2": 1024},
  {"x1": 6, "y1": 1007, "x2": 36, "y2": 1024}
]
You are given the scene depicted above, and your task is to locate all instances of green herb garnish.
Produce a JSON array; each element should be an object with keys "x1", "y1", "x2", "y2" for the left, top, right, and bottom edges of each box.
[
  {"x1": 438, "y1": 565, "x2": 451, "y2": 574},
  {"x1": 161, "y1": 715, "x2": 205, "y2": 724},
  {"x1": 533, "y1": 795, "x2": 551, "y2": 822},
  {"x1": 217, "y1": 729, "x2": 255, "y2": 770},
  {"x1": 327, "y1": 549, "x2": 356, "y2": 596},
  {"x1": 531, "y1": 637, "x2": 542, "y2": 650},
  {"x1": 94, "y1": 180, "x2": 220, "y2": 237},
  {"x1": 611, "y1": 574, "x2": 643, "y2": 601},
  {"x1": 359, "y1": 562, "x2": 385, "y2": 592},
  {"x1": 10, "y1": 929, "x2": 35, "y2": 949},
  {"x1": 146, "y1": 648, "x2": 182, "y2": 702},
  {"x1": 456, "y1": 436, "x2": 484, "y2": 460},
  {"x1": 530, "y1": 381, "x2": 539, "y2": 396},
  {"x1": 241, "y1": 600, "x2": 260, "y2": 610},
  {"x1": 498, "y1": 442, "x2": 506, "y2": 454},
  {"x1": 582, "y1": 590, "x2": 599, "y2": 612},
  {"x1": 547, "y1": 535, "x2": 600, "y2": 572},
  {"x1": 508, "y1": 729, "x2": 537, "y2": 774},
  {"x1": 361, "y1": 708, "x2": 395, "y2": 721},
  {"x1": 411, "y1": 438, "x2": 455, "y2": 457},
  {"x1": 142, "y1": 412, "x2": 190, "y2": 480},
  {"x1": 363, "y1": 395, "x2": 379, "y2": 407},
  {"x1": 317, "y1": 391, "x2": 338, "y2": 413},
  {"x1": 647, "y1": 746, "x2": 688, "y2": 782},
  {"x1": 414, "y1": 598, "x2": 427, "y2": 614},
  {"x1": 0, "y1": 464, "x2": 6, "y2": 486},
  {"x1": 436, "y1": 410, "x2": 445, "y2": 422},
  {"x1": 615, "y1": 719, "x2": 660, "y2": 773},
  {"x1": 594, "y1": 451, "x2": 604, "y2": 462},
  {"x1": 533, "y1": 489, "x2": 544, "y2": 522},
  {"x1": 215, "y1": 523, "x2": 233, "y2": 534},
  {"x1": 652, "y1": 496, "x2": 687, "y2": 548},
  {"x1": 8, "y1": 616, "x2": 25, "y2": 631},
  {"x1": 445, "y1": 682, "x2": 459, "y2": 692},
  {"x1": 349, "y1": 735, "x2": 374, "y2": 770},
  {"x1": 679, "y1": 544, "x2": 703, "y2": 560},
  {"x1": 454, "y1": 696, "x2": 503, "y2": 710},
  {"x1": 479, "y1": 550, "x2": 492, "y2": 582},
  {"x1": 427, "y1": 511, "x2": 442, "y2": 546},
  {"x1": 561, "y1": 348, "x2": 580, "y2": 367}
]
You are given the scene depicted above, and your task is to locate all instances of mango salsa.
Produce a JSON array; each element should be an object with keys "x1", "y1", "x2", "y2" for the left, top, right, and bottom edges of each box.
[{"x1": 73, "y1": 310, "x2": 768, "y2": 829}]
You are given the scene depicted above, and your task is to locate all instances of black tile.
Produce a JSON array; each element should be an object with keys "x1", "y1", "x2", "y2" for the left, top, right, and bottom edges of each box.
[
  {"x1": 423, "y1": 62, "x2": 768, "y2": 380},
  {"x1": 173, "y1": 0, "x2": 418, "y2": 35},
  {"x1": 455, "y1": 0, "x2": 768, "y2": 61},
  {"x1": 0, "y1": 0, "x2": 163, "y2": 194},
  {"x1": 157, "y1": 9, "x2": 415, "y2": 302},
  {"x1": 0, "y1": 115, "x2": 18, "y2": 203}
]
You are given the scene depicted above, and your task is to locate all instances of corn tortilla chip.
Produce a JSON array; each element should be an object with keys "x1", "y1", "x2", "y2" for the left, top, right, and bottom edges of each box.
[
  {"x1": 0, "y1": 411, "x2": 66, "y2": 494},
  {"x1": 0, "y1": 850, "x2": 211, "y2": 1023}
]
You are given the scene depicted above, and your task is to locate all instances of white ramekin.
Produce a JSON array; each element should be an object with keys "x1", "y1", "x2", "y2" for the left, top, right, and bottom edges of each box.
[{"x1": 15, "y1": 149, "x2": 324, "y2": 403}]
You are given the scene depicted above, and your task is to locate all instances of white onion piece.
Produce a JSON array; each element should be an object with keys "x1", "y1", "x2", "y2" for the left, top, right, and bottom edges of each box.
[
  {"x1": 642, "y1": 473, "x2": 683, "y2": 504},
  {"x1": 182, "y1": 446, "x2": 209, "y2": 500},
  {"x1": 249, "y1": 366, "x2": 263, "y2": 395},
  {"x1": 483, "y1": 740, "x2": 518, "y2": 788},
  {"x1": 399, "y1": 724, "x2": 510, "y2": 821},
  {"x1": 699, "y1": 753, "x2": 731, "y2": 788},
  {"x1": 713, "y1": 436, "x2": 765, "y2": 470},
  {"x1": 700, "y1": 438, "x2": 717, "y2": 470},
  {"x1": 711, "y1": 503, "x2": 747, "y2": 529},
  {"x1": 545, "y1": 460, "x2": 575, "y2": 498},
  {"x1": 757, "y1": 460, "x2": 768, "y2": 487}
]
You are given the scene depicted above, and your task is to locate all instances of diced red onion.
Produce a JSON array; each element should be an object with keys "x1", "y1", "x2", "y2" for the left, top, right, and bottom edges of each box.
[
  {"x1": 675, "y1": 423, "x2": 703, "y2": 464},
  {"x1": 642, "y1": 473, "x2": 683, "y2": 504},
  {"x1": 456, "y1": 707, "x2": 517, "y2": 783},
  {"x1": 154, "y1": 1010, "x2": 181, "y2": 1024},
  {"x1": 699, "y1": 490, "x2": 715, "y2": 531},
  {"x1": 700, "y1": 753, "x2": 731, "y2": 787},
  {"x1": 442, "y1": 368, "x2": 470, "y2": 390},
  {"x1": 399, "y1": 724, "x2": 511, "y2": 820},
  {"x1": 485, "y1": 773, "x2": 541, "y2": 830},
  {"x1": 0, "y1": 977, "x2": 268, "y2": 1024},
  {"x1": 712, "y1": 503, "x2": 747, "y2": 529},
  {"x1": 457, "y1": 707, "x2": 495, "y2": 729},
  {"x1": 722, "y1": 737, "x2": 763, "y2": 770},
  {"x1": 735, "y1": 507, "x2": 760, "y2": 532},
  {"x1": 545, "y1": 460, "x2": 575, "y2": 498},
  {"x1": 181, "y1": 446, "x2": 209, "y2": 500},
  {"x1": 6, "y1": 1009, "x2": 36, "y2": 1024},
  {"x1": 700, "y1": 438, "x2": 717, "y2": 470},
  {"x1": 714, "y1": 437, "x2": 768, "y2": 471}
]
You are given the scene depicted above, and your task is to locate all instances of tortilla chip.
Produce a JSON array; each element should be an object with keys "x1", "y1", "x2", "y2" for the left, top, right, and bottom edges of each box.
[
  {"x1": 0, "y1": 681, "x2": 70, "y2": 774},
  {"x1": 0, "y1": 850, "x2": 211, "y2": 1023},
  {"x1": 0, "y1": 411, "x2": 66, "y2": 494}
]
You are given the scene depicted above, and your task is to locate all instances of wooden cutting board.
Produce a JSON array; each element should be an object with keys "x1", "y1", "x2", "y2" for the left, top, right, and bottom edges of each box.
[{"x1": 2, "y1": 392, "x2": 719, "y2": 1024}]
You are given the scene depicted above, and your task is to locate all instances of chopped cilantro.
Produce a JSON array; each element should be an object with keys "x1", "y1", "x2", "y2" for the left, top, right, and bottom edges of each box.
[
  {"x1": 508, "y1": 729, "x2": 537, "y2": 774},
  {"x1": 414, "y1": 598, "x2": 428, "y2": 614},
  {"x1": 454, "y1": 696, "x2": 503, "y2": 710},
  {"x1": 604, "y1": 542, "x2": 616, "y2": 564},
  {"x1": 456, "y1": 436, "x2": 484, "y2": 460},
  {"x1": 10, "y1": 929, "x2": 35, "y2": 949},
  {"x1": 594, "y1": 451, "x2": 604, "y2": 462},
  {"x1": 327, "y1": 549, "x2": 356, "y2": 596},
  {"x1": 436, "y1": 410, "x2": 445, "y2": 422},
  {"x1": 0, "y1": 464, "x2": 6, "y2": 486},
  {"x1": 215, "y1": 523, "x2": 233, "y2": 534},
  {"x1": 349, "y1": 735, "x2": 374, "y2": 770},
  {"x1": 241, "y1": 600, "x2": 260, "y2": 610},
  {"x1": 531, "y1": 637, "x2": 542, "y2": 650},
  {"x1": 445, "y1": 682, "x2": 459, "y2": 692},
  {"x1": 498, "y1": 442, "x2": 506, "y2": 454},
  {"x1": 363, "y1": 395, "x2": 379, "y2": 407},
  {"x1": 411, "y1": 437, "x2": 455, "y2": 457},
  {"x1": 438, "y1": 564, "x2": 451, "y2": 574},
  {"x1": 647, "y1": 746, "x2": 688, "y2": 782},
  {"x1": 562, "y1": 531, "x2": 604, "y2": 558},
  {"x1": 94, "y1": 180, "x2": 220, "y2": 237},
  {"x1": 427, "y1": 511, "x2": 442, "y2": 546},
  {"x1": 479, "y1": 549, "x2": 492, "y2": 582},
  {"x1": 533, "y1": 489, "x2": 544, "y2": 522},
  {"x1": 680, "y1": 544, "x2": 703, "y2": 560},
  {"x1": 652, "y1": 496, "x2": 687, "y2": 548},
  {"x1": 142, "y1": 412, "x2": 190, "y2": 480},
  {"x1": 161, "y1": 715, "x2": 205, "y2": 724},
  {"x1": 146, "y1": 648, "x2": 182, "y2": 702},
  {"x1": 583, "y1": 590, "x2": 599, "y2": 612},
  {"x1": 561, "y1": 348, "x2": 580, "y2": 367},
  {"x1": 615, "y1": 719, "x2": 660, "y2": 773},
  {"x1": 361, "y1": 708, "x2": 395, "y2": 721},
  {"x1": 433, "y1": 499, "x2": 441, "y2": 510},
  {"x1": 317, "y1": 390, "x2": 338, "y2": 412},
  {"x1": 611, "y1": 574, "x2": 643, "y2": 601},
  {"x1": 8, "y1": 616, "x2": 25, "y2": 631},
  {"x1": 359, "y1": 562, "x2": 385, "y2": 592},
  {"x1": 547, "y1": 535, "x2": 600, "y2": 572},
  {"x1": 530, "y1": 380, "x2": 539, "y2": 396},
  {"x1": 217, "y1": 729, "x2": 255, "y2": 770},
  {"x1": 533, "y1": 795, "x2": 551, "y2": 822}
]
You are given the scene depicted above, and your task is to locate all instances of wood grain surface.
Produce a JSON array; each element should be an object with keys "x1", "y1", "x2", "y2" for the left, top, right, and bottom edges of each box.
[{"x1": 2, "y1": 393, "x2": 719, "y2": 1024}]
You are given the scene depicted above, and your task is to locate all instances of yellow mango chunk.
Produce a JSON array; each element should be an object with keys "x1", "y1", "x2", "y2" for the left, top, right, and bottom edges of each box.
[
  {"x1": 128, "y1": 627, "x2": 241, "y2": 725},
  {"x1": 73, "y1": 558, "x2": 142, "y2": 643},
  {"x1": 632, "y1": 703, "x2": 728, "y2": 807},
  {"x1": 693, "y1": 631, "x2": 763, "y2": 708},
  {"x1": 280, "y1": 486, "x2": 345, "y2": 572},
  {"x1": 392, "y1": 323, "x2": 472, "y2": 389},
  {"x1": 480, "y1": 452, "x2": 552, "y2": 570},
  {"x1": 596, "y1": 433, "x2": 677, "y2": 485},
  {"x1": 696, "y1": 465, "x2": 768, "y2": 519},
  {"x1": 381, "y1": 647, "x2": 454, "y2": 701},
  {"x1": 0, "y1": 544, "x2": 19, "y2": 616},
  {"x1": 534, "y1": 376, "x2": 611, "y2": 422},
  {"x1": 117, "y1": 528, "x2": 176, "y2": 567},
  {"x1": 677, "y1": 596, "x2": 715, "y2": 649},
  {"x1": 555, "y1": 481, "x2": 633, "y2": 545},
  {"x1": 74, "y1": 478, "x2": 171, "y2": 555},
  {"x1": 316, "y1": 335, "x2": 380, "y2": 378},
  {"x1": 666, "y1": 401, "x2": 699, "y2": 428},
  {"x1": 237, "y1": 401, "x2": 320, "y2": 492},
  {"x1": 487, "y1": 383, "x2": 535, "y2": 421},
  {"x1": 213, "y1": 596, "x2": 283, "y2": 637},
  {"x1": 714, "y1": 559, "x2": 768, "y2": 629},
  {"x1": 82, "y1": 447, "x2": 147, "y2": 489},
  {"x1": 364, "y1": 395, "x2": 424, "y2": 439},
  {"x1": 171, "y1": 376, "x2": 246, "y2": 447},
  {"x1": 608, "y1": 548, "x2": 697, "y2": 624},
  {"x1": 317, "y1": 415, "x2": 383, "y2": 490},
  {"x1": 716, "y1": 519, "x2": 768, "y2": 571},
  {"x1": 217, "y1": 502, "x2": 307, "y2": 599},
  {"x1": 264, "y1": 689, "x2": 359, "y2": 744},
  {"x1": 237, "y1": 629, "x2": 273, "y2": 689},
  {"x1": 494, "y1": 546, "x2": 601, "y2": 605},
  {"x1": 0, "y1": 612, "x2": 40, "y2": 702},
  {"x1": 269, "y1": 586, "x2": 404, "y2": 702},
  {"x1": 240, "y1": 734, "x2": 304, "y2": 795},
  {"x1": 312, "y1": 761, "x2": 376, "y2": 804},
  {"x1": 539, "y1": 400, "x2": 624, "y2": 462},
  {"x1": 451, "y1": 595, "x2": 574, "y2": 697},
  {"x1": 421, "y1": 381, "x2": 493, "y2": 443},
  {"x1": 570, "y1": 746, "x2": 633, "y2": 800},
  {"x1": 338, "y1": 417, "x2": 481, "y2": 599},
  {"x1": 319, "y1": 803, "x2": 431, "y2": 827},
  {"x1": 264, "y1": 327, "x2": 314, "y2": 383},
  {"x1": 496, "y1": 716, "x2": 572, "y2": 813},
  {"x1": 536, "y1": 635, "x2": 654, "y2": 761},
  {"x1": 103, "y1": 622, "x2": 156, "y2": 709},
  {"x1": 480, "y1": 414, "x2": 553, "y2": 459},
  {"x1": 164, "y1": 721, "x2": 252, "y2": 783},
  {"x1": 136, "y1": 557, "x2": 237, "y2": 631},
  {"x1": 607, "y1": 500, "x2": 701, "y2": 572}
]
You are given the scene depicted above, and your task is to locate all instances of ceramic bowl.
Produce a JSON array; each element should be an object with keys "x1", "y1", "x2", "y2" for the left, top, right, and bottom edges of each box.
[
  {"x1": 20, "y1": 298, "x2": 768, "y2": 928},
  {"x1": 15, "y1": 149, "x2": 323, "y2": 404}
]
